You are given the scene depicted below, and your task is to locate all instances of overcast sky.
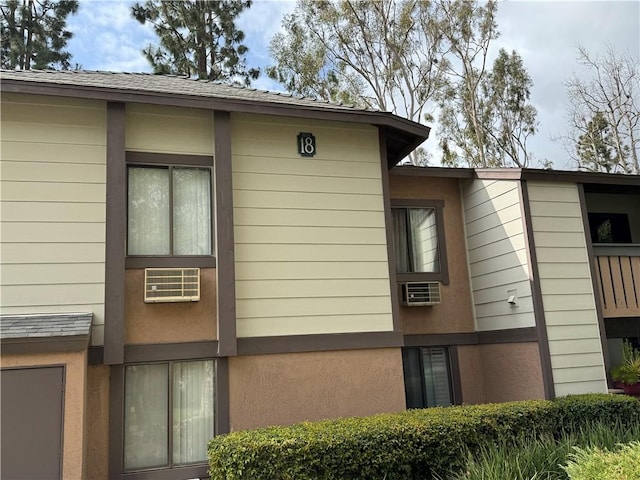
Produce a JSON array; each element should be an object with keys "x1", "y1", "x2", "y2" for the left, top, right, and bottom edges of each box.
[{"x1": 67, "y1": 0, "x2": 640, "y2": 170}]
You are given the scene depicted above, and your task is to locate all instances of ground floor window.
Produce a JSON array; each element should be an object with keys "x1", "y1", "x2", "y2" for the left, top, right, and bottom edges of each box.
[
  {"x1": 402, "y1": 347, "x2": 453, "y2": 408},
  {"x1": 124, "y1": 359, "x2": 214, "y2": 471}
]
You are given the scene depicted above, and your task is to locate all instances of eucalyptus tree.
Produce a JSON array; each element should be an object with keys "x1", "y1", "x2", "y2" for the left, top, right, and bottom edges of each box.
[
  {"x1": 268, "y1": 0, "x2": 538, "y2": 167},
  {"x1": 268, "y1": 0, "x2": 447, "y2": 165}
]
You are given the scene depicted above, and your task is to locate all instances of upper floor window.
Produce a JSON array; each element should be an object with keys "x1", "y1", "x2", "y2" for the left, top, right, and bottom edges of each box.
[
  {"x1": 391, "y1": 200, "x2": 448, "y2": 284},
  {"x1": 128, "y1": 165, "x2": 212, "y2": 256}
]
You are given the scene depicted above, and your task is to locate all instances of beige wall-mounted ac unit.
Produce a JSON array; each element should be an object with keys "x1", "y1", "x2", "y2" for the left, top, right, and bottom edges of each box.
[
  {"x1": 401, "y1": 281, "x2": 441, "y2": 306},
  {"x1": 144, "y1": 268, "x2": 200, "y2": 303}
]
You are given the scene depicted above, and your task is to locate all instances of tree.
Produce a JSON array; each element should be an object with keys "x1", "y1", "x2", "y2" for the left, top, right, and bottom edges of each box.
[
  {"x1": 439, "y1": 46, "x2": 537, "y2": 168},
  {"x1": 565, "y1": 46, "x2": 639, "y2": 174},
  {"x1": 132, "y1": 0, "x2": 258, "y2": 84},
  {"x1": 267, "y1": 0, "x2": 448, "y2": 165},
  {"x1": 1, "y1": 0, "x2": 79, "y2": 70},
  {"x1": 575, "y1": 112, "x2": 620, "y2": 173},
  {"x1": 268, "y1": 0, "x2": 537, "y2": 167}
]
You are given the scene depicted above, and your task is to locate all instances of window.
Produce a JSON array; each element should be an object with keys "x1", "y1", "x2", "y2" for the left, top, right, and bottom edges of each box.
[
  {"x1": 402, "y1": 347, "x2": 454, "y2": 408},
  {"x1": 588, "y1": 212, "x2": 632, "y2": 244},
  {"x1": 124, "y1": 360, "x2": 215, "y2": 471},
  {"x1": 391, "y1": 200, "x2": 448, "y2": 283},
  {"x1": 128, "y1": 166, "x2": 212, "y2": 256}
]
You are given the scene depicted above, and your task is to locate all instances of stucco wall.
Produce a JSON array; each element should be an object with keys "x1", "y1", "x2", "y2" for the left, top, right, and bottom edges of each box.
[
  {"x1": 456, "y1": 345, "x2": 486, "y2": 404},
  {"x1": 228, "y1": 348, "x2": 405, "y2": 431},
  {"x1": 1, "y1": 350, "x2": 88, "y2": 480},
  {"x1": 232, "y1": 113, "x2": 393, "y2": 337},
  {"x1": 125, "y1": 268, "x2": 217, "y2": 344},
  {"x1": 388, "y1": 175, "x2": 475, "y2": 334},
  {"x1": 480, "y1": 342, "x2": 545, "y2": 403},
  {"x1": 1, "y1": 93, "x2": 107, "y2": 345},
  {"x1": 85, "y1": 365, "x2": 110, "y2": 480}
]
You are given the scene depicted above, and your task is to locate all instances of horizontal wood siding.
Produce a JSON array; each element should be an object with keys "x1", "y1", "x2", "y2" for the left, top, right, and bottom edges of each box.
[
  {"x1": 125, "y1": 103, "x2": 214, "y2": 155},
  {"x1": 0, "y1": 93, "x2": 107, "y2": 344},
  {"x1": 462, "y1": 179, "x2": 535, "y2": 331},
  {"x1": 528, "y1": 181, "x2": 607, "y2": 396},
  {"x1": 232, "y1": 113, "x2": 392, "y2": 337}
]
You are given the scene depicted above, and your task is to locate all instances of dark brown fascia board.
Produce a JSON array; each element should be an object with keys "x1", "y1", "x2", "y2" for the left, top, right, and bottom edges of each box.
[
  {"x1": 391, "y1": 165, "x2": 475, "y2": 178},
  {"x1": 237, "y1": 331, "x2": 404, "y2": 356},
  {"x1": 403, "y1": 327, "x2": 538, "y2": 347},
  {"x1": 1, "y1": 334, "x2": 90, "y2": 354},
  {"x1": 473, "y1": 167, "x2": 640, "y2": 186},
  {"x1": 1, "y1": 79, "x2": 430, "y2": 162}
]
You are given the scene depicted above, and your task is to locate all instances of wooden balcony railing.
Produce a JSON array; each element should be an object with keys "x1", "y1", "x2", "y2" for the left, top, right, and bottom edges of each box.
[{"x1": 593, "y1": 245, "x2": 640, "y2": 318}]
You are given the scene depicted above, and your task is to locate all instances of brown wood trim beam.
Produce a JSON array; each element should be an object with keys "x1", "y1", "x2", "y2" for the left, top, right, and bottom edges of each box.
[
  {"x1": 1, "y1": 335, "x2": 90, "y2": 355},
  {"x1": 519, "y1": 180, "x2": 556, "y2": 399},
  {"x1": 578, "y1": 183, "x2": 610, "y2": 375},
  {"x1": 215, "y1": 357, "x2": 230, "y2": 435},
  {"x1": 104, "y1": 102, "x2": 126, "y2": 365},
  {"x1": 126, "y1": 151, "x2": 213, "y2": 166},
  {"x1": 125, "y1": 256, "x2": 216, "y2": 269},
  {"x1": 391, "y1": 166, "x2": 475, "y2": 178},
  {"x1": 404, "y1": 332, "x2": 478, "y2": 347},
  {"x1": 379, "y1": 129, "x2": 401, "y2": 334},
  {"x1": 214, "y1": 111, "x2": 237, "y2": 356},
  {"x1": 390, "y1": 199, "x2": 445, "y2": 208},
  {"x1": 123, "y1": 341, "x2": 219, "y2": 363},
  {"x1": 403, "y1": 327, "x2": 538, "y2": 347},
  {"x1": 237, "y1": 331, "x2": 404, "y2": 356},
  {"x1": 108, "y1": 365, "x2": 124, "y2": 479}
]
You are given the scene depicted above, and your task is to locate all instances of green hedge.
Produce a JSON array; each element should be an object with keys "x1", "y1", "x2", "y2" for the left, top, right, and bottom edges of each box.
[{"x1": 208, "y1": 394, "x2": 640, "y2": 480}]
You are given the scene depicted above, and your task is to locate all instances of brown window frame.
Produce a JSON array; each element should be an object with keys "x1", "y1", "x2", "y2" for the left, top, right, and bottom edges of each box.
[
  {"x1": 391, "y1": 199, "x2": 449, "y2": 285},
  {"x1": 125, "y1": 152, "x2": 215, "y2": 269}
]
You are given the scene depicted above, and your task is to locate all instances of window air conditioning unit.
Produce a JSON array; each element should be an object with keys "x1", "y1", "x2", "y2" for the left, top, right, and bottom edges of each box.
[
  {"x1": 144, "y1": 268, "x2": 200, "y2": 303},
  {"x1": 401, "y1": 281, "x2": 441, "y2": 306}
]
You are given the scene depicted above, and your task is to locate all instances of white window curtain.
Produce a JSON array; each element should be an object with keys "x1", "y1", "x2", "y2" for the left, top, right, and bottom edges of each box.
[
  {"x1": 172, "y1": 360, "x2": 215, "y2": 465},
  {"x1": 124, "y1": 364, "x2": 169, "y2": 470},
  {"x1": 410, "y1": 208, "x2": 440, "y2": 273},
  {"x1": 393, "y1": 208, "x2": 440, "y2": 273},
  {"x1": 422, "y1": 348, "x2": 452, "y2": 407},
  {"x1": 173, "y1": 168, "x2": 212, "y2": 255},
  {"x1": 128, "y1": 167, "x2": 170, "y2": 255}
]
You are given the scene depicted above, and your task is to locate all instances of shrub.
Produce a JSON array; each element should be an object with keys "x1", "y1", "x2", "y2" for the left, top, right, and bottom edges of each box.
[
  {"x1": 563, "y1": 441, "x2": 640, "y2": 480},
  {"x1": 208, "y1": 394, "x2": 640, "y2": 480},
  {"x1": 444, "y1": 419, "x2": 640, "y2": 480}
]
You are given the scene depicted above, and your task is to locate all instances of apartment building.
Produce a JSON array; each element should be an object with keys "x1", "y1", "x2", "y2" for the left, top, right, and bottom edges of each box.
[{"x1": 1, "y1": 70, "x2": 638, "y2": 480}]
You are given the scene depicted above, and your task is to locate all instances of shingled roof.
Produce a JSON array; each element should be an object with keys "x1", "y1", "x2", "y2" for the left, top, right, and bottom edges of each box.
[
  {"x1": 0, "y1": 69, "x2": 430, "y2": 164},
  {"x1": 0, "y1": 313, "x2": 93, "y2": 353}
]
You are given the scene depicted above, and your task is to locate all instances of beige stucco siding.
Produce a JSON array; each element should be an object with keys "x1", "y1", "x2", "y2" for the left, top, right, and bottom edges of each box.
[
  {"x1": 528, "y1": 181, "x2": 607, "y2": 396},
  {"x1": 232, "y1": 113, "x2": 392, "y2": 337},
  {"x1": 462, "y1": 179, "x2": 535, "y2": 330},
  {"x1": 125, "y1": 103, "x2": 214, "y2": 155},
  {"x1": 0, "y1": 93, "x2": 107, "y2": 345}
]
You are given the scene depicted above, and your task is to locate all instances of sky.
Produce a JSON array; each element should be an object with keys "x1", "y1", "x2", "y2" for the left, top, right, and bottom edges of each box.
[{"x1": 66, "y1": 0, "x2": 640, "y2": 170}]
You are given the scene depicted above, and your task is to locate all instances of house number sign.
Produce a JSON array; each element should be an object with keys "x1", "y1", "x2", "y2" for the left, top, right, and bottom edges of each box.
[{"x1": 297, "y1": 132, "x2": 316, "y2": 157}]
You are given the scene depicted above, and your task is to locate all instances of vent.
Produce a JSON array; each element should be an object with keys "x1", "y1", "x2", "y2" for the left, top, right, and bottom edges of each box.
[
  {"x1": 144, "y1": 268, "x2": 200, "y2": 303},
  {"x1": 401, "y1": 281, "x2": 441, "y2": 306}
]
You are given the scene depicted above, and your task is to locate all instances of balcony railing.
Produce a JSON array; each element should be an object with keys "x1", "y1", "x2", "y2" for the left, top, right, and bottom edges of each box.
[{"x1": 593, "y1": 245, "x2": 640, "y2": 318}]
